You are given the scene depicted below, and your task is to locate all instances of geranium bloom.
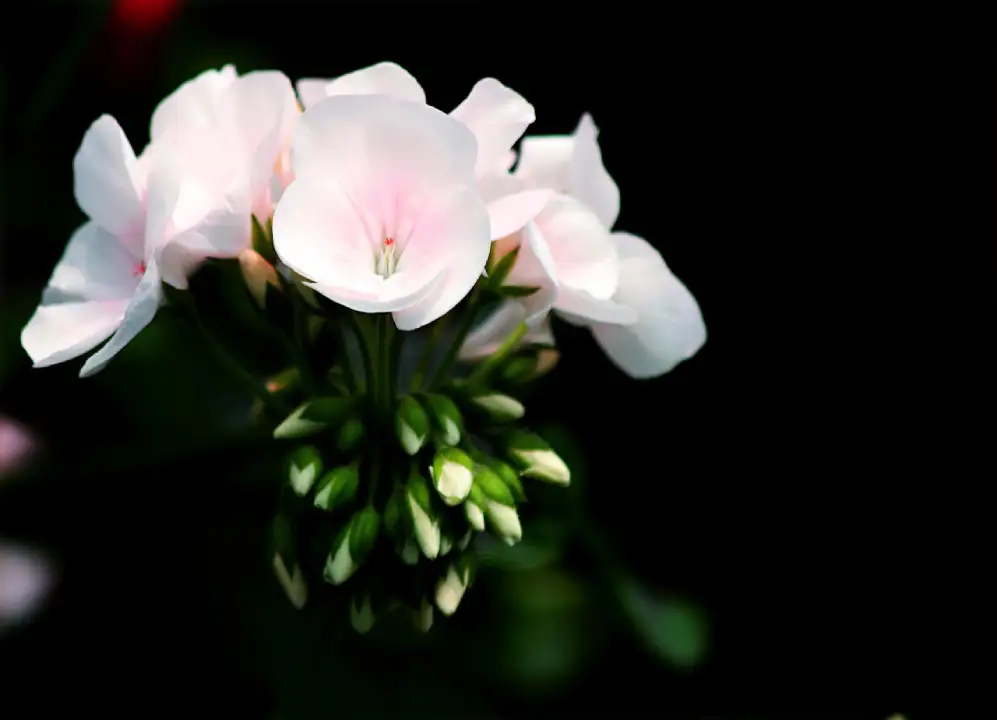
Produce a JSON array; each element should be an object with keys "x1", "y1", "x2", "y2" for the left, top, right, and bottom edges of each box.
[
  {"x1": 271, "y1": 94, "x2": 492, "y2": 330},
  {"x1": 294, "y1": 62, "x2": 551, "y2": 248}
]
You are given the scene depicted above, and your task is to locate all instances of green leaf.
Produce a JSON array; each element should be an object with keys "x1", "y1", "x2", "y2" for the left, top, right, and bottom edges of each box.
[
  {"x1": 252, "y1": 214, "x2": 277, "y2": 265},
  {"x1": 616, "y1": 580, "x2": 709, "y2": 670},
  {"x1": 487, "y1": 244, "x2": 521, "y2": 290},
  {"x1": 273, "y1": 397, "x2": 354, "y2": 439}
]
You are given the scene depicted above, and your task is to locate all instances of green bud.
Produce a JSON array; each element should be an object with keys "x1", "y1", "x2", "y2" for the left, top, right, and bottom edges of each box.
[
  {"x1": 349, "y1": 505, "x2": 381, "y2": 562},
  {"x1": 313, "y1": 463, "x2": 359, "y2": 511},
  {"x1": 413, "y1": 597, "x2": 434, "y2": 633},
  {"x1": 395, "y1": 395, "x2": 430, "y2": 455},
  {"x1": 421, "y1": 393, "x2": 463, "y2": 447},
  {"x1": 483, "y1": 500, "x2": 522, "y2": 546},
  {"x1": 431, "y1": 447, "x2": 474, "y2": 506},
  {"x1": 349, "y1": 595, "x2": 375, "y2": 634},
  {"x1": 274, "y1": 397, "x2": 355, "y2": 440},
  {"x1": 501, "y1": 355, "x2": 537, "y2": 384},
  {"x1": 287, "y1": 445, "x2": 322, "y2": 496},
  {"x1": 473, "y1": 464, "x2": 517, "y2": 507},
  {"x1": 457, "y1": 529, "x2": 474, "y2": 551},
  {"x1": 434, "y1": 564, "x2": 469, "y2": 616},
  {"x1": 490, "y1": 459, "x2": 526, "y2": 503},
  {"x1": 272, "y1": 551, "x2": 307, "y2": 610},
  {"x1": 383, "y1": 486, "x2": 406, "y2": 539},
  {"x1": 470, "y1": 392, "x2": 525, "y2": 422},
  {"x1": 406, "y1": 470, "x2": 441, "y2": 559},
  {"x1": 398, "y1": 537, "x2": 420, "y2": 565},
  {"x1": 506, "y1": 430, "x2": 571, "y2": 486},
  {"x1": 324, "y1": 522, "x2": 357, "y2": 585},
  {"x1": 464, "y1": 494, "x2": 485, "y2": 532},
  {"x1": 337, "y1": 416, "x2": 366, "y2": 453}
]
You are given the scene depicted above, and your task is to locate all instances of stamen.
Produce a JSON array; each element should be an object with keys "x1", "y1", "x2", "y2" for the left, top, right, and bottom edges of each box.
[{"x1": 133, "y1": 262, "x2": 147, "y2": 277}]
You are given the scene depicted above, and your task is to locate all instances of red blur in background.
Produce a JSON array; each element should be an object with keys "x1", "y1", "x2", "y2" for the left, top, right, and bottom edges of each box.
[
  {"x1": 112, "y1": 0, "x2": 182, "y2": 34},
  {"x1": 106, "y1": 0, "x2": 183, "y2": 82}
]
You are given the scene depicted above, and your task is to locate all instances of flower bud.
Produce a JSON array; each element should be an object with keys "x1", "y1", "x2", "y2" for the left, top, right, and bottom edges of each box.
[
  {"x1": 406, "y1": 471, "x2": 441, "y2": 559},
  {"x1": 473, "y1": 464, "x2": 516, "y2": 507},
  {"x1": 470, "y1": 393, "x2": 525, "y2": 422},
  {"x1": 337, "y1": 416, "x2": 366, "y2": 453},
  {"x1": 506, "y1": 431, "x2": 570, "y2": 486},
  {"x1": 439, "y1": 532, "x2": 453, "y2": 557},
  {"x1": 484, "y1": 500, "x2": 522, "y2": 546},
  {"x1": 398, "y1": 538, "x2": 420, "y2": 565},
  {"x1": 395, "y1": 395, "x2": 429, "y2": 456},
  {"x1": 464, "y1": 497, "x2": 485, "y2": 532},
  {"x1": 287, "y1": 445, "x2": 322, "y2": 497},
  {"x1": 349, "y1": 595, "x2": 375, "y2": 634},
  {"x1": 239, "y1": 248, "x2": 280, "y2": 309},
  {"x1": 383, "y1": 486, "x2": 405, "y2": 540},
  {"x1": 490, "y1": 459, "x2": 526, "y2": 503},
  {"x1": 274, "y1": 397, "x2": 355, "y2": 440},
  {"x1": 434, "y1": 564, "x2": 469, "y2": 616},
  {"x1": 534, "y1": 348, "x2": 559, "y2": 378},
  {"x1": 413, "y1": 597, "x2": 434, "y2": 632},
  {"x1": 421, "y1": 393, "x2": 463, "y2": 447},
  {"x1": 324, "y1": 524, "x2": 357, "y2": 586},
  {"x1": 313, "y1": 463, "x2": 359, "y2": 511},
  {"x1": 457, "y1": 529, "x2": 474, "y2": 551},
  {"x1": 349, "y1": 505, "x2": 381, "y2": 562},
  {"x1": 430, "y1": 447, "x2": 474, "y2": 506},
  {"x1": 272, "y1": 552, "x2": 307, "y2": 610}
]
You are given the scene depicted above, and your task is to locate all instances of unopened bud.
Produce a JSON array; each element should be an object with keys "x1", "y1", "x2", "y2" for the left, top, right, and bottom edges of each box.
[
  {"x1": 506, "y1": 431, "x2": 570, "y2": 486},
  {"x1": 406, "y1": 472, "x2": 440, "y2": 559},
  {"x1": 398, "y1": 538, "x2": 420, "y2": 565},
  {"x1": 501, "y1": 356, "x2": 537, "y2": 384},
  {"x1": 313, "y1": 463, "x2": 359, "y2": 511},
  {"x1": 274, "y1": 397, "x2": 355, "y2": 440},
  {"x1": 431, "y1": 447, "x2": 474, "y2": 506},
  {"x1": 287, "y1": 445, "x2": 322, "y2": 496},
  {"x1": 439, "y1": 532, "x2": 453, "y2": 557},
  {"x1": 490, "y1": 459, "x2": 526, "y2": 502},
  {"x1": 421, "y1": 393, "x2": 463, "y2": 447},
  {"x1": 464, "y1": 498, "x2": 485, "y2": 531},
  {"x1": 349, "y1": 595, "x2": 375, "y2": 634},
  {"x1": 534, "y1": 348, "x2": 559, "y2": 378},
  {"x1": 395, "y1": 395, "x2": 429, "y2": 455},
  {"x1": 239, "y1": 248, "x2": 280, "y2": 309},
  {"x1": 383, "y1": 486, "x2": 405, "y2": 539},
  {"x1": 337, "y1": 416, "x2": 366, "y2": 453},
  {"x1": 473, "y1": 464, "x2": 517, "y2": 507},
  {"x1": 349, "y1": 505, "x2": 381, "y2": 562},
  {"x1": 435, "y1": 564, "x2": 469, "y2": 616},
  {"x1": 324, "y1": 526, "x2": 357, "y2": 585},
  {"x1": 484, "y1": 500, "x2": 522, "y2": 546},
  {"x1": 470, "y1": 393, "x2": 525, "y2": 422},
  {"x1": 413, "y1": 597, "x2": 434, "y2": 632},
  {"x1": 457, "y1": 529, "x2": 474, "y2": 551},
  {"x1": 272, "y1": 552, "x2": 307, "y2": 609}
]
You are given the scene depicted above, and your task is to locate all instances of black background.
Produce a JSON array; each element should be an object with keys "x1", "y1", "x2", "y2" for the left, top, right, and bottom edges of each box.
[{"x1": 0, "y1": 1, "x2": 962, "y2": 717}]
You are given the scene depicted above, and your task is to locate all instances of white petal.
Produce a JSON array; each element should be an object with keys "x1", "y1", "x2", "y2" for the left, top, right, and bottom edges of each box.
[
  {"x1": 323, "y1": 61, "x2": 425, "y2": 104},
  {"x1": 506, "y1": 223, "x2": 559, "y2": 323},
  {"x1": 289, "y1": 94, "x2": 476, "y2": 187},
  {"x1": 556, "y1": 287, "x2": 636, "y2": 326},
  {"x1": 42, "y1": 221, "x2": 143, "y2": 302},
  {"x1": 295, "y1": 78, "x2": 330, "y2": 109},
  {"x1": 535, "y1": 195, "x2": 619, "y2": 300},
  {"x1": 451, "y1": 78, "x2": 534, "y2": 178},
  {"x1": 79, "y1": 262, "x2": 164, "y2": 377},
  {"x1": 514, "y1": 135, "x2": 573, "y2": 188},
  {"x1": 73, "y1": 115, "x2": 145, "y2": 243},
  {"x1": 460, "y1": 301, "x2": 526, "y2": 360},
  {"x1": 486, "y1": 189, "x2": 553, "y2": 241},
  {"x1": 568, "y1": 114, "x2": 620, "y2": 229},
  {"x1": 22, "y1": 301, "x2": 127, "y2": 369},
  {"x1": 590, "y1": 233, "x2": 706, "y2": 378},
  {"x1": 150, "y1": 64, "x2": 237, "y2": 139}
]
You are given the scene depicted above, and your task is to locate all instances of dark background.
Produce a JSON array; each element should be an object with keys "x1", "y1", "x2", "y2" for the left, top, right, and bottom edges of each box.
[{"x1": 0, "y1": 1, "x2": 927, "y2": 717}]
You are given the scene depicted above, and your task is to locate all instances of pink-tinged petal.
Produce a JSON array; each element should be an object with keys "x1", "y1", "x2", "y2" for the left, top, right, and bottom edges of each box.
[
  {"x1": 73, "y1": 115, "x2": 144, "y2": 244},
  {"x1": 323, "y1": 61, "x2": 426, "y2": 104},
  {"x1": 556, "y1": 287, "x2": 636, "y2": 326},
  {"x1": 568, "y1": 114, "x2": 620, "y2": 229},
  {"x1": 504, "y1": 223, "x2": 559, "y2": 323},
  {"x1": 390, "y1": 184, "x2": 492, "y2": 330},
  {"x1": 22, "y1": 300, "x2": 128, "y2": 369},
  {"x1": 79, "y1": 262, "x2": 164, "y2": 377},
  {"x1": 307, "y1": 270, "x2": 446, "y2": 315},
  {"x1": 451, "y1": 78, "x2": 534, "y2": 179},
  {"x1": 42, "y1": 222, "x2": 143, "y2": 302},
  {"x1": 150, "y1": 64, "x2": 237, "y2": 139},
  {"x1": 289, "y1": 94, "x2": 477, "y2": 187},
  {"x1": 295, "y1": 78, "x2": 330, "y2": 109},
  {"x1": 486, "y1": 189, "x2": 553, "y2": 241},
  {"x1": 460, "y1": 300, "x2": 555, "y2": 360},
  {"x1": 514, "y1": 135, "x2": 573, "y2": 188},
  {"x1": 535, "y1": 195, "x2": 619, "y2": 301},
  {"x1": 590, "y1": 233, "x2": 706, "y2": 378}
]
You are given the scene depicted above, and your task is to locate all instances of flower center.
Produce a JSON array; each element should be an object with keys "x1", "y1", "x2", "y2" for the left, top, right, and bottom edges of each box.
[
  {"x1": 375, "y1": 237, "x2": 397, "y2": 278},
  {"x1": 132, "y1": 261, "x2": 147, "y2": 277}
]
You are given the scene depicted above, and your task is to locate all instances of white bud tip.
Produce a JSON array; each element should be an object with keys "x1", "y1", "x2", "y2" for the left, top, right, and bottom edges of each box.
[
  {"x1": 473, "y1": 394, "x2": 525, "y2": 420},
  {"x1": 414, "y1": 597, "x2": 434, "y2": 632},
  {"x1": 442, "y1": 418, "x2": 460, "y2": 447},
  {"x1": 465, "y1": 501, "x2": 486, "y2": 531},
  {"x1": 434, "y1": 567, "x2": 466, "y2": 616},
  {"x1": 323, "y1": 538, "x2": 356, "y2": 585},
  {"x1": 518, "y1": 449, "x2": 571, "y2": 485},
  {"x1": 407, "y1": 493, "x2": 441, "y2": 559},
  {"x1": 398, "y1": 421, "x2": 425, "y2": 456},
  {"x1": 289, "y1": 463, "x2": 317, "y2": 496},
  {"x1": 272, "y1": 553, "x2": 308, "y2": 610},
  {"x1": 436, "y1": 462, "x2": 473, "y2": 506},
  {"x1": 485, "y1": 500, "x2": 522, "y2": 544},
  {"x1": 400, "y1": 538, "x2": 420, "y2": 565}
]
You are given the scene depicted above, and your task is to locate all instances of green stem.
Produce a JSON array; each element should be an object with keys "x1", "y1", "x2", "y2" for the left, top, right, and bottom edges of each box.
[
  {"x1": 409, "y1": 319, "x2": 445, "y2": 391},
  {"x1": 375, "y1": 313, "x2": 396, "y2": 422},
  {"x1": 467, "y1": 321, "x2": 529, "y2": 386},
  {"x1": 429, "y1": 284, "x2": 484, "y2": 389},
  {"x1": 350, "y1": 313, "x2": 376, "y2": 404},
  {"x1": 368, "y1": 453, "x2": 381, "y2": 504},
  {"x1": 338, "y1": 326, "x2": 360, "y2": 394},
  {"x1": 183, "y1": 300, "x2": 288, "y2": 418}
]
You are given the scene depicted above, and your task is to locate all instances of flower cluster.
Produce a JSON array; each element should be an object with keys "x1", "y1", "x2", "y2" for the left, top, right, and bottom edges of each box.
[{"x1": 21, "y1": 62, "x2": 706, "y2": 632}]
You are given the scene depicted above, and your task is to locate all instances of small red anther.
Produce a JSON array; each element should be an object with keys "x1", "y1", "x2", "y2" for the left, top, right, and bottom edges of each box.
[
  {"x1": 383, "y1": 237, "x2": 394, "y2": 246},
  {"x1": 133, "y1": 262, "x2": 147, "y2": 277}
]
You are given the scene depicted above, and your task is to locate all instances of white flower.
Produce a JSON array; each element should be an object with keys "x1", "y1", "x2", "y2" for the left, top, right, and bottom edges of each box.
[
  {"x1": 20, "y1": 114, "x2": 249, "y2": 376},
  {"x1": 150, "y1": 65, "x2": 299, "y2": 223},
  {"x1": 272, "y1": 94, "x2": 492, "y2": 330},
  {"x1": 459, "y1": 300, "x2": 555, "y2": 361},
  {"x1": 294, "y1": 63, "x2": 551, "y2": 248},
  {"x1": 589, "y1": 233, "x2": 706, "y2": 377}
]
